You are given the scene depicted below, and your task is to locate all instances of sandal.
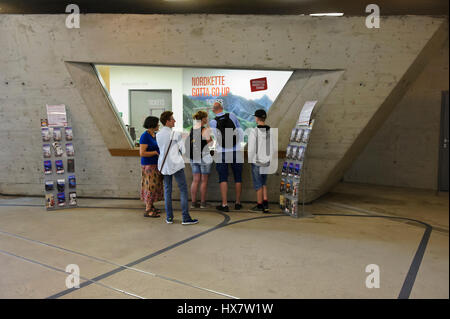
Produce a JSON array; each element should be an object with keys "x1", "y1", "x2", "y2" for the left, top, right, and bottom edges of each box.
[
  {"x1": 144, "y1": 208, "x2": 160, "y2": 218},
  {"x1": 151, "y1": 206, "x2": 161, "y2": 214}
]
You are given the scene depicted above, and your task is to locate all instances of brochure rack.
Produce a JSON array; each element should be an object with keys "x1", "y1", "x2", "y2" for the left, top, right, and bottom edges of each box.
[
  {"x1": 41, "y1": 108, "x2": 78, "y2": 210},
  {"x1": 279, "y1": 102, "x2": 317, "y2": 218}
]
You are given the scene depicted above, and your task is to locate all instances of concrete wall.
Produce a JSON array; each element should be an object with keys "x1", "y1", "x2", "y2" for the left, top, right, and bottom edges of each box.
[
  {"x1": 344, "y1": 38, "x2": 449, "y2": 190},
  {"x1": 0, "y1": 14, "x2": 447, "y2": 202}
]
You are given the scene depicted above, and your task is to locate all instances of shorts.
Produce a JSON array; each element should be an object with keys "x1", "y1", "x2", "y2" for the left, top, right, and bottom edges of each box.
[
  {"x1": 216, "y1": 152, "x2": 243, "y2": 183},
  {"x1": 190, "y1": 160, "x2": 212, "y2": 175},
  {"x1": 251, "y1": 163, "x2": 268, "y2": 190}
]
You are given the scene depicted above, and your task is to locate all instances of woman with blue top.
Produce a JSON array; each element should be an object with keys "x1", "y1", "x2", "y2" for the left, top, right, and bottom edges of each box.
[{"x1": 139, "y1": 116, "x2": 164, "y2": 217}]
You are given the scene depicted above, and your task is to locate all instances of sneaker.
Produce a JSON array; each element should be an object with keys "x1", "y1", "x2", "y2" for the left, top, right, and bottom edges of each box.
[
  {"x1": 190, "y1": 202, "x2": 200, "y2": 209},
  {"x1": 216, "y1": 205, "x2": 229, "y2": 212},
  {"x1": 235, "y1": 203, "x2": 242, "y2": 210},
  {"x1": 182, "y1": 218, "x2": 199, "y2": 225},
  {"x1": 200, "y1": 202, "x2": 207, "y2": 209},
  {"x1": 165, "y1": 217, "x2": 174, "y2": 224},
  {"x1": 249, "y1": 205, "x2": 264, "y2": 213}
]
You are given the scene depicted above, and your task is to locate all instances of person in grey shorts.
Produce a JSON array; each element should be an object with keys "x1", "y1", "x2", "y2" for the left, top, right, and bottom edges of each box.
[{"x1": 188, "y1": 110, "x2": 213, "y2": 209}]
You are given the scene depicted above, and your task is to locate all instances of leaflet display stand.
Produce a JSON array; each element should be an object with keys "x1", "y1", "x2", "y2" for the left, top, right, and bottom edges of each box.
[
  {"x1": 279, "y1": 101, "x2": 317, "y2": 218},
  {"x1": 41, "y1": 105, "x2": 78, "y2": 210}
]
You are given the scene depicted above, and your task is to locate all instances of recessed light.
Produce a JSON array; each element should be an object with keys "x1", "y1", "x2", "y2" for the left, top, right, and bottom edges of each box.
[{"x1": 309, "y1": 13, "x2": 344, "y2": 17}]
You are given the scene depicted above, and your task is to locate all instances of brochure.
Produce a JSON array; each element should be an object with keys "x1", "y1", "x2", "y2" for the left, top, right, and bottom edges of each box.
[
  {"x1": 292, "y1": 181, "x2": 299, "y2": 196},
  {"x1": 288, "y1": 162, "x2": 294, "y2": 176},
  {"x1": 294, "y1": 163, "x2": 301, "y2": 178},
  {"x1": 45, "y1": 194, "x2": 55, "y2": 209},
  {"x1": 65, "y1": 143, "x2": 74, "y2": 157},
  {"x1": 291, "y1": 146, "x2": 299, "y2": 160},
  {"x1": 69, "y1": 192, "x2": 77, "y2": 206},
  {"x1": 56, "y1": 160, "x2": 64, "y2": 174},
  {"x1": 68, "y1": 175, "x2": 76, "y2": 188},
  {"x1": 281, "y1": 162, "x2": 288, "y2": 176},
  {"x1": 295, "y1": 128, "x2": 304, "y2": 143},
  {"x1": 57, "y1": 179, "x2": 65, "y2": 192},
  {"x1": 41, "y1": 119, "x2": 48, "y2": 127},
  {"x1": 57, "y1": 193, "x2": 66, "y2": 206},
  {"x1": 42, "y1": 128, "x2": 50, "y2": 142},
  {"x1": 43, "y1": 144, "x2": 51, "y2": 158},
  {"x1": 280, "y1": 178, "x2": 285, "y2": 193},
  {"x1": 301, "y1": 129, "x2": 311, "y2": 143},
  {"x1": 290, "y1": 128, "x2": 297, "y2": 142},
  {"x1": 291, "y1": 200, "x2": 297, "y2": 215},
  {"x1": 280, "y1": 195, "x2": 285, "y2": 210},
  {"x1": 45, "y1": 181, "x2": 54, "y2": 191},
  {"x1": 52, "y1": 142, "x2": 64, "y2": 157},
  {"x1": 285, "y1": 198, "x2": 291, "y2": 214},
  {"x1": 53, "y1": 128, "x2": 62, "y2": 141},
  {"x1": 67, "y1": 159, "x2": 75, "y2": 173},
  {"x1": 44, "y1": 161, "x2": 52, "y2": 174},
  {"x1": 286, "y1": 145, "x2": 292, "y2": 159},
  {"x1": 286, "y1": 179, "x2": 291, "y2": 194},
  {"x1": 297, "y1": 146, "x2": 305, "y2": 161},
  {"x1": 65, "y1": 127, "x2": 73, "y2": 141}
]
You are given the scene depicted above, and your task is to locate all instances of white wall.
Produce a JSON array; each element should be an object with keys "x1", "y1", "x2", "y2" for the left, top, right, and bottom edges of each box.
[{"x1": 108, "y1": 65, "x2": 184, "y2": 129}]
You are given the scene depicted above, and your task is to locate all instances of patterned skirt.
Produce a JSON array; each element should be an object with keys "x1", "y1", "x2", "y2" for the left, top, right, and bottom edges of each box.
[{"x1": 140, "y1": 165, "x2": 164, "y2": 205}]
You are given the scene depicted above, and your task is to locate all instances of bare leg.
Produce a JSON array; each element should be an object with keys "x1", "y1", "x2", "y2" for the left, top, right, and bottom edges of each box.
[
  {"x1": 256, "y1": 188, "x2": 263, "y2": 204},
  {"x1": 200, "y1": 174, "x2": 209, "y2": 203},
  {"x1": 235, "y1": 182, "x2": 242, "y2": 204},
  {"x1": 220, "y1": 182, "x2": 228, "y2": 206},
  {"x1": 191, "y1": 173, "x2": 201, "y2": 205},
  {"x1": 262, "y1": 186, "x2": 268, "y2": 202}
]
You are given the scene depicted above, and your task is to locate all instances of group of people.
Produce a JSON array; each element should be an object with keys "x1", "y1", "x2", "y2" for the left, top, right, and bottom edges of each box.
[{"x1": 139, "y1": 100, "x2": 275, "y2": 225}]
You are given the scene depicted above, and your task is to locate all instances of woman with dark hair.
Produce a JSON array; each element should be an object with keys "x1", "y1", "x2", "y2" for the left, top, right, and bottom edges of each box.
[{"x1": 139, "y1": 116, "x2": 164, "y2": 217}]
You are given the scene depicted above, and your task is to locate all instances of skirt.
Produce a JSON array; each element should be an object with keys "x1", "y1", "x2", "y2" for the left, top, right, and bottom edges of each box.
[{"x1": 140, "y1": 165, "x2": 164, "y2": 205}]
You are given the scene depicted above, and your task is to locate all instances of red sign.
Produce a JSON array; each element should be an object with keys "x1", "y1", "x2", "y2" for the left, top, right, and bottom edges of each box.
[{"x1": 250, "y1": 77, "x2": 268, "y2": 92}]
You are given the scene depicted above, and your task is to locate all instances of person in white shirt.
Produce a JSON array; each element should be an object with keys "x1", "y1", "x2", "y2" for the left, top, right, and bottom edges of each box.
[{"x1": 157, "y1": 111, "x2": 198, "y2": 225}]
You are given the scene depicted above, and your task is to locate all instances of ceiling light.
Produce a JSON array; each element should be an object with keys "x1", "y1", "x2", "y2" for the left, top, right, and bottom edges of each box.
[{"x1": 309, "y1": 13, "x2": 344, "y2": 17}]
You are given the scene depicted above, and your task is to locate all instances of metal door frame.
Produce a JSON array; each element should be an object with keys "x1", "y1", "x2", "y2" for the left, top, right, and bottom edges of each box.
[{"x1": 438, "y1": 90, "x2": 449, "y2": 192}]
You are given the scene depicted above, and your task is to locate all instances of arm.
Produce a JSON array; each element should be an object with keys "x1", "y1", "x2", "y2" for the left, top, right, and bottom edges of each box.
[{"x1": 139, "y1": 144, "x2": 159, "y2": 157}]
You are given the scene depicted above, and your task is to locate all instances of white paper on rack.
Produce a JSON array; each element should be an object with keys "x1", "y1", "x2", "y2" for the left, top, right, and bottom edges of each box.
[
  {"x1": 297, "y1": 100, "x2": 317, "y2": 126},
  {"x1": 46, "y1": 104, "x2": 67, "y2": 127}
]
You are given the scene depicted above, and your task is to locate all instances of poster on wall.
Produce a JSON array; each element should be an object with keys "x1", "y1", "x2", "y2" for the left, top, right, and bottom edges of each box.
[
  {"x1": 182, "y1": 69, "x2": 292, "y2": 131},
  {"x1": 297, "y1": 101, "x2": 317, "y2": 126},
  {"x1": 46, "y1": 104, "x2": 68, "y2": 127}
]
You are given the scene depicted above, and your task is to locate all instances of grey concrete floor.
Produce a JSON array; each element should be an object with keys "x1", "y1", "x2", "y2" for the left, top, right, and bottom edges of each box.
[{"x1": 0, "y1": 183, "x2": 448, "y2": 299}]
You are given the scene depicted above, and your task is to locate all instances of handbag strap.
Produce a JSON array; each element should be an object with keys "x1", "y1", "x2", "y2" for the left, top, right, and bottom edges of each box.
[{"x1": 160, "y1": 131, "x2": 174, "y2": 172}]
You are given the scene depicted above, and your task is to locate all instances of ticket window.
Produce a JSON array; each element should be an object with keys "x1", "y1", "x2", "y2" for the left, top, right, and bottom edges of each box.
[{"x1": 129, "y1": 89, "x2": 172, "y2": 143}]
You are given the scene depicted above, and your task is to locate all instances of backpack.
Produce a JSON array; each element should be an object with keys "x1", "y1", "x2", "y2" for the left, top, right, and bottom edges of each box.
[
  {"x1": 215, "y1": 113, "x2": 237, "y2": 148},
  {"x1": 188, "y1": 127, "x2": 206, "y2": 161}
]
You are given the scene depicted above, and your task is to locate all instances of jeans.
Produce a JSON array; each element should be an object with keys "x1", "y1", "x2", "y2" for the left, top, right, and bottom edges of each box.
[
  {"x1": 163, "y1": 168, "x2": 190, "y2": 221},
  {"x1": 251, "y1": 163, "x2": 268, "y2": 190}
]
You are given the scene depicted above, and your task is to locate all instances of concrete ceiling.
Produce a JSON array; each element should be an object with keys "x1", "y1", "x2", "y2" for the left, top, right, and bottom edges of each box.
[{"x1": 0, "y1": 0, "x2": 448, "y2": 15}]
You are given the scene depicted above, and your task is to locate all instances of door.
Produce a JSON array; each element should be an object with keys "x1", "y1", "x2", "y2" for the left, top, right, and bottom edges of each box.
[
  {"x1": 129, "y1": 90, "x2": 172, "y2": 142},
  {"x1": 438, "y1": 91, "x2": 449, "y2": 191}
]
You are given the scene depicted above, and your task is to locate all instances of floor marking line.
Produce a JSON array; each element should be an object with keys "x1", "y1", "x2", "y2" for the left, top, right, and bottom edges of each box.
[
  {"x1": 46, "y1": 212, "x2": 238, "y2": 299},
  {"x1": 0, "y1": 248, "x2": 145, "y2": 299},
  {"x1": 312, "y1": 211, "x2": 433, "y2": 299}
]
